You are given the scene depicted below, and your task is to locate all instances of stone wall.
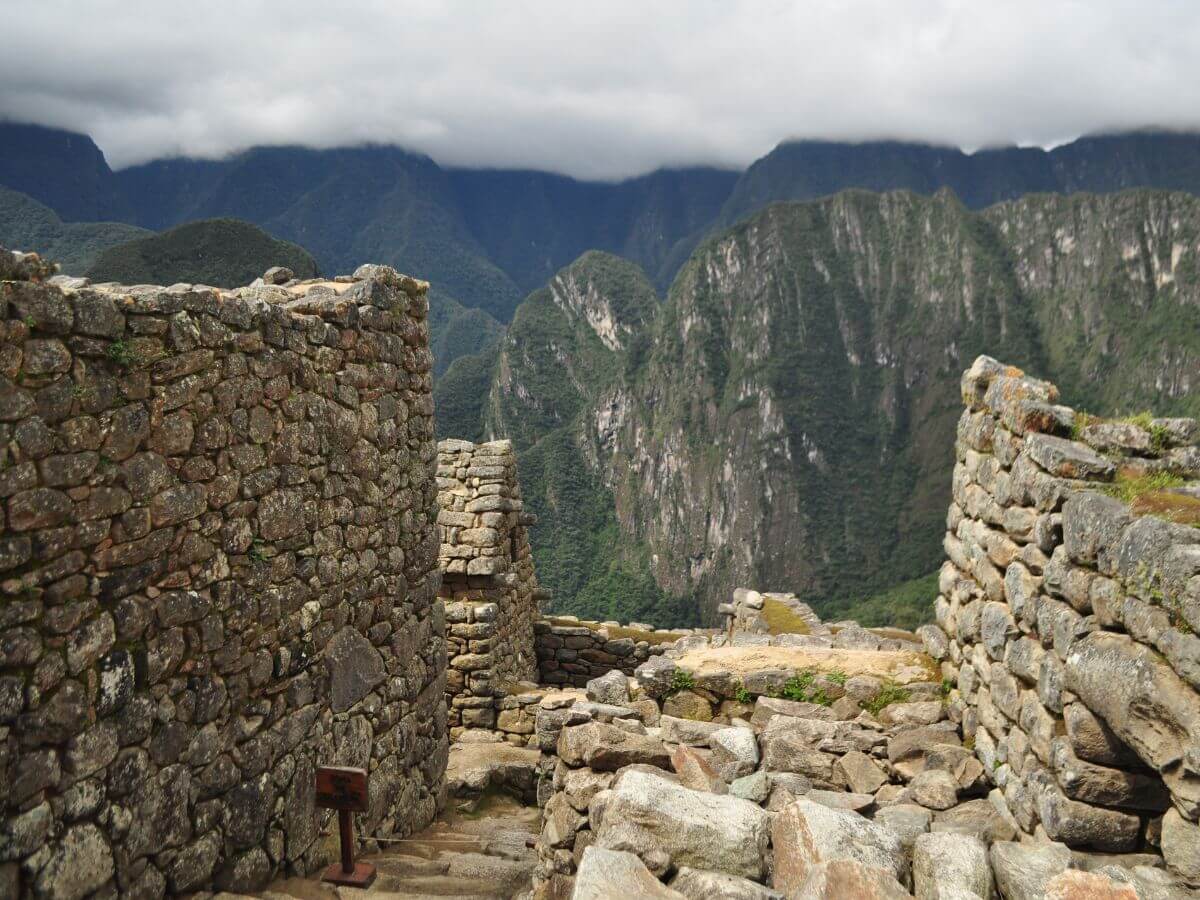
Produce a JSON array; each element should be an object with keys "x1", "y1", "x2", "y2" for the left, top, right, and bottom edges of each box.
[
  {"x1": 534, "y1": 618, "x2": 685, "y2": 687},
  {"x1": 437, "y1": 439, "x2": 541, "y2": 739},
  {"x1": 0, "y1": 257, "x2": 447, "y2": 898},
  {"x1": 921, "y1": 355, "x2": 1200, "y2": 881}
]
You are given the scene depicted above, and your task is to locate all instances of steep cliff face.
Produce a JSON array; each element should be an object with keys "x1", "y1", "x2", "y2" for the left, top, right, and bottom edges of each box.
[
  {"x1": 448, "y1": 188, "x2": 1200, "y2": 625},
  {"x1": 984, "y1": 191, "x2": 1200, "y2": 414},
  {"x1": 602, "y1": 191, "x2": 1045, "y2": 621}
]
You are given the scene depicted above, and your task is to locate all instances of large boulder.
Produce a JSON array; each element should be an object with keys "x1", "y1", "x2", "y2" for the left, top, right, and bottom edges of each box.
[
  {"x1": 771, "y1": 797, "x2": 907, "y2": 893},
  {"x1": 573, "y1": 846, "x2": 685, "y2": 899},
  {"x1": 557, "y1": 721, "x2": 670, "y2": 771},
  {"x1": 911, "y1": 832, "x2": 993, "y2": 899},
  {"x1": 989, "y1": 840, "x2": 1072, "y2": 900},
  {"x1": 592, "y1": 769, "x2": 771, "y2": 881}
]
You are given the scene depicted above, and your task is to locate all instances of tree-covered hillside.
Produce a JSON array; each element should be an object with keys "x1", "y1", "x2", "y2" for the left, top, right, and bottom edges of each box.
[
  {"x1": 85, "y1": 218, "x2": 318, "y2": 287},
  {"x1": 0, "y1": 186, "x2": 149, "y2": 274}
]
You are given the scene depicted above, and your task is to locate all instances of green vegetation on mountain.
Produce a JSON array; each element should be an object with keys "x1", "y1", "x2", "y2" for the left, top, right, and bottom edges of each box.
[
  {"x1": 0, "y1": 185, "x2": 149, "y2": 274},
  {"x1": 85, "y1": 218, "x2": 318, "y2": 288},
  {"x1": 441, "y1": 188, "x2": 1200, "y2": 627},
  {"x1": 820, "y1": 573, "x2": 940, "y2": 631}
]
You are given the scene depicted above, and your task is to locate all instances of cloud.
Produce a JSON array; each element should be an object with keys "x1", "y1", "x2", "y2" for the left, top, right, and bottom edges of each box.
[{"x1": 2, "y1": 0, "x2": 1199, "y2": 178}]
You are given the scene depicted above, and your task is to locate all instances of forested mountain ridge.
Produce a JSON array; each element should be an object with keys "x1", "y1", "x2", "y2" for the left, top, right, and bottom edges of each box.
[
  {"x1": 442, "y1": 188, "x2": 1200, "y2": 626},
  {"x1": 9, "y1": 122, "x2": 1200, "y2": 322}
]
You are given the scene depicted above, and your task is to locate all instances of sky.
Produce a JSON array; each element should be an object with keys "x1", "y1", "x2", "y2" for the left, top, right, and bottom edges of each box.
[{"x1": 2, "y1": 0, "x2": 1199, "y2": 179}]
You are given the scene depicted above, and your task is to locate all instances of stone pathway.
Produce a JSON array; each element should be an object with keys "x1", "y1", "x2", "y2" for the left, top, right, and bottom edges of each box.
[{"x1": 249, "y1": 795, "x2": 540, "y2": 900}]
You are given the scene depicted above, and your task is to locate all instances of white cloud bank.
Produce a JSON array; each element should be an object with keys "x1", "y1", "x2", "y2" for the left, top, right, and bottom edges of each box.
[{"x1": 2, "y1": 0, "x2": 1198, "y2": 177}]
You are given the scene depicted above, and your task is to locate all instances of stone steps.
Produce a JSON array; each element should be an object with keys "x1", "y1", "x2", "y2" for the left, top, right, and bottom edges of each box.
[{"x1": 252, "y1": 794, "x2": 540, "y2": 900}]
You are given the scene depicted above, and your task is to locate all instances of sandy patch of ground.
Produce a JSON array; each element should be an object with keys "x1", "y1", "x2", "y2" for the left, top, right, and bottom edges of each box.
[{"x1": 676, "y1": 645, "x2": 937, "y2": 683}]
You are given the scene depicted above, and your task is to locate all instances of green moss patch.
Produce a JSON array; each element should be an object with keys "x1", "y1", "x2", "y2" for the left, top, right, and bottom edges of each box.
[{"x1": 760, "y1": 597, "x2": 811, "y2": 635}]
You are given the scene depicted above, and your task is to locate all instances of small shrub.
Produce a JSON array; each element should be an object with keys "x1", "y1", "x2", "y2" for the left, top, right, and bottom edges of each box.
[
  {"x1": 780, "y1": 669, "x2": 816, "y2": 702},
  {"x1": 826, "y1": 669, "x2": 848, "y2": 686},
  {"x1": 667, "y1": 669, "x2": 695, "y2": 696},
  {"x1": 106, "y1": 340, "x2": 136, "y2": 368},
  {"x1": 733, "y1": 684, "x2": 752, "y2": 704},
  {"x1": 863, "y1": 681, "x2": 911, "y2": 715}
]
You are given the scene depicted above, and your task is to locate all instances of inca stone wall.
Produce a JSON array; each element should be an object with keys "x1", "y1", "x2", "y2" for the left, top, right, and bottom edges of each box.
[
  {"x1": 922, "y1": 355, "x2": 1200, "y2": 881},
  {"x1": 437, "y1": 439, "x2": 541, "y2": 739},
  {"x1": 534, "y1": 618, "x2": 684, "y2": 687},
  {"x1": 0, "y1": 255, "x2": 447, "y2": 898}
]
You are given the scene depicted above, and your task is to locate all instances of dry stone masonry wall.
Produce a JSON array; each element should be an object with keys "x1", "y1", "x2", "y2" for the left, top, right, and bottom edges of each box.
[
  {"x1": 0, "y1": 252, "x2": 447, "y2": 898},
  {"x1": 437, "y1": 439, "x2": 541, "y2": 739},
  {"x1": 534, "y1": 617, "x2": 684, "y2": 687},
  {"x1": 922, "y1": 355, "x2": 1200, "y2": 881}
]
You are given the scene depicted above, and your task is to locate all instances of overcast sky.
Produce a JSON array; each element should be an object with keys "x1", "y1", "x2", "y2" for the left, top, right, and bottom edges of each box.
[{"x1": 2, "y1": 1, "x2": 1198, "y2": 179}]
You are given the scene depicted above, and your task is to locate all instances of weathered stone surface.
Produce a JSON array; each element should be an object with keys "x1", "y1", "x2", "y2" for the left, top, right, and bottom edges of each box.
[
  {"x1": 669, "y1": 866, "x2": 782, "y2": 900},
  {"x1": 760, "y1": 716, "x2": 840, "y2": 784},
  {"x1": 874, "y1": 804, "x2": 931, "y2": 852},
  {"x1": 659, "y1": 715, "x2": 726, "y2": 746},
  {"x1": 325, "y1": 626, "x2": 386, "y2": 713},
  {"x1": 34, "y1": 823, "x2": 114, "y2": 900},
  {"x1": 833, "y1": 750, "x2": 888, "y2": 795},
  {"x1": 593, "y1": 769, "x2": 771, "y2": 880},
  {"x1": 906, "y1": 768, "x2": 960, "y2": 810},
  {"x1": 788, "y1": 860, "x2": 912, "y2": 899},
  {"x1": 573, "y1": 846, "x2": 685, "y2": 899},
  {"x1": 1050, "y1": 737, "x2": 1170, "y2": 810},
  {"x1": 709, "y1": 726, "x2": 759, "y2": 780},
  {"x1": 672, "y1": 744, "x2": 727, "y2": 794},
  {"x1": 771, "y1": 797, "x2": 906, "y2": 893},
  {"x1": 1064, "y1": 632, "x2": 1200, "y2": 816},
  {"x1": 989, "y1": 840, "x2": 1073, "y2": 900},
  {"x1": 912, "y1": 832, "x2": 992, "y2": 900},
  {"x1": 585, "y1": 670, "x2": 629, "y2": 706},
  {"x1": 751, "y1": 695, "x2": 836, "y2": 728},
  {"x1": 1043, "y1": 869, "x2": 1138, "y2": 899},
  {"x1": 663, "y1": 689, "x2": 715, "y2": 721},
  {"x1": 730, "y1": 770, "x2": 771, "y2": 804},
  {"x1": 558, "y1": 722, "x2": 670, "y2": 771},
  {"x1": 1160, "y1": 808, "x2": 1200, "y2": 883},
  {"x1": 1024, "y1": 433, "x2": 1115, "y2": 480},
  {"x1": 562, "y1": 767, "x2": 614, "y2": 812},
  {"x1": 931, "y1": 798, "x2": 1017, "y2": 844}
]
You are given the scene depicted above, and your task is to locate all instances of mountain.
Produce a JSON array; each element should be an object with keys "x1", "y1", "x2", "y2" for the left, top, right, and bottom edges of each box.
[
  {"x1": 447, "y1": 167, "x2": 739, "y2": 293},
  {"x1": 436, "y1": 251, "x2": 698, "y2": 626},
  {"x1": 0, "y1": 185, "x2": 149, "y2": 274},
  {"x1": 0, "y1": 122, "x2": 131, "y2": 222},
  {"x1": 718, "y1": 132, "x2": 1200, "y2": 225},
  {"x1": 85, "y1": 218, "x2": 319, "y2": 287},
  {"x1": 442, "y1": 188, "x2": 1200, "y2": 626},
  {"x1": 9, "y1": 122, "x2": 1200, "y2": 321}
]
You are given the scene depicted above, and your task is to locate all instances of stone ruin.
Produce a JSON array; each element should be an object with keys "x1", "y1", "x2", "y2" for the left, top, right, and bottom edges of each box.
[
  {"x1": 0, "y1": 252, "x2": 446, "y2": 897},
  {"x1": 3, "y1": 242, "x2": 1199, "y2": 900},
  {"x1": 437, "y1": 438, "x2": 542, "y2": 737}
]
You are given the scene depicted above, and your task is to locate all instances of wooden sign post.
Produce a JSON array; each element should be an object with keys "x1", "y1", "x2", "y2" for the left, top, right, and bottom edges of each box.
[{"x1": 315, "y1": 765, "x2": 375, "y2": 888}]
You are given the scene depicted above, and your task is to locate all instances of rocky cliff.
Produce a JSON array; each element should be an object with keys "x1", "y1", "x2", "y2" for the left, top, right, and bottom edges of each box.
[{"x1": 444, "y1": 188, "x2": 1200, "y2": 625}]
